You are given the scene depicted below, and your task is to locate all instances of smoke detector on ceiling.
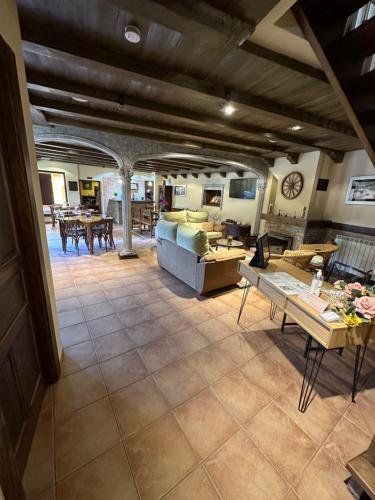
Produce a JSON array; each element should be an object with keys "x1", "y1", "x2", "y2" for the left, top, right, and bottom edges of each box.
[{"x1": 124, "y1": 25, "x2": 141, "y2": 44}]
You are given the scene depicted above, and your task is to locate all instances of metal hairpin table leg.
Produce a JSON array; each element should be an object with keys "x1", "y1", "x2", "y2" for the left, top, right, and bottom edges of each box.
[
  {"x1": 237, "y1": 280, "x2": 251, "y2": 323},
  {"x1": 298, "y1": 335, "x2": 326, "y2": 413},
  {"x1": 269, "y1": 302, "x2": 277, "y2": 320},
  {"x1": 352, "y1": 344, "x2": 367, "y2": 402}
]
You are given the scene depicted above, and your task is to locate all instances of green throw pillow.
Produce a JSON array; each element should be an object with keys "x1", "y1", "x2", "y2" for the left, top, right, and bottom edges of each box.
[
  {"x1": 176, "y1": 223, "x2": 209, "y2": 256},
  {"x1": 155, "y1": 220, "x2": 178, "y2": 242},
  {"x1": 159, "y1": 210, "x2": 187, "y2": 223},
  {"x1": 186, "y1": 210, "x2": 208, "y2": 223}
]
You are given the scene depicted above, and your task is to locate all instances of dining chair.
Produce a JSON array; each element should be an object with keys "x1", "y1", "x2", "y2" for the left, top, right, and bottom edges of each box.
[
  {"x1": 92, "y1": 218, "x2": 116, "y2": 252},
  {"x1": 59, "y1": 219, "x2": 89, "y2": 255}
]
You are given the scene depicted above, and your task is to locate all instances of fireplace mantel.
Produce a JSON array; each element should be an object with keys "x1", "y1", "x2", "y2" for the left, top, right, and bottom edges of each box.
[{"x1": 261, "y1": 213, "x2": 308, "y2": 227}]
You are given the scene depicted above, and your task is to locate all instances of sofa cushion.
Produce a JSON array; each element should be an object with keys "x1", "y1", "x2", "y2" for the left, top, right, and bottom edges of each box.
[
  {"x1": 186, "y1": 210, "x2": 209, "y2": 223},
  {"x1": 201, "y1": 248, "x2": 246, "y2": 262},
  {"x1": 207, "y1": 231, "x2": 223, "y2": 240},
  {"x1": 176, "y1": 223, "x2": 209, "y2": 256},
  {"x1": 159, "y1": 210, "x2": 187, "y2": 223},
  {"x1": 155, "y1": 220, "x2": 178, "y2": 242}
]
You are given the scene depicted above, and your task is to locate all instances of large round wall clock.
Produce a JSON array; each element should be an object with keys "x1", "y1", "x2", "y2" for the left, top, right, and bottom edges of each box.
[{"x1": 281, "y1": 171, "x2": 304, "y2": 199}]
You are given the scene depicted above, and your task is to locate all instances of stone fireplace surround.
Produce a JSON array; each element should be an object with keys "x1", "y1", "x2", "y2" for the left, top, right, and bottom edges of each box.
[{"x1": 261, "y1": 213, "x2": 328, "y2": 250}]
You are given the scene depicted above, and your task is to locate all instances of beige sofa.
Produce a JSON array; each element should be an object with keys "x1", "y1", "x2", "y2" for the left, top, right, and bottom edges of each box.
[
  {"x1": 156, "y1": 219, "x2": 246, "y2": 294},
  {"x1": 159, "y1": 209, "x2": 223, "y2": 244}
]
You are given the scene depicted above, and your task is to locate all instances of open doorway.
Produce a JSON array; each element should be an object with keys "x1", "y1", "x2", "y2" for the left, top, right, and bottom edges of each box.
[{"x1": 39, "y1": 170, "x2": 67, "y2": 205}]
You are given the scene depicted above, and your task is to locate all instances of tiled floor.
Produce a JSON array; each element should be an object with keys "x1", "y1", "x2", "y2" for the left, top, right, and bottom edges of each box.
[{"x1": 23, "y1": 226, "x2": 375, "y2": 500}]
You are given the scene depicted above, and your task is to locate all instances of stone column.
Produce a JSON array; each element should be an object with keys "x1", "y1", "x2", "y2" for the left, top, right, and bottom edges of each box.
[
  {"x1": 118, "y1": 165, "x2": 138, "y2": 259},
  {"x1": 254, "y1": 180, "x2": 266, "y2": 235}
]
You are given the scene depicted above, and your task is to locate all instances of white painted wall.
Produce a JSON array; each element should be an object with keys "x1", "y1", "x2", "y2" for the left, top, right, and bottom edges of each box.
[{"x1": 168, "y1": 171, "x2": 259, "y2": 226}]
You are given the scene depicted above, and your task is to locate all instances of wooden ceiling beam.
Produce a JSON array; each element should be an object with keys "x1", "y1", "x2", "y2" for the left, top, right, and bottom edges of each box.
[
  {"x1": 36, "y1": 142, "x2": 113, "y2": 158},
  {"x1": 36, "y1": 146, "x2": 116, "y2": 163},
  {"x1": 107, "y1": 0, "x2": 253, "y2": 47},
  {"x1": 143, "y1": 160, "x2": 206, "y2": 170},
  {"x1": 161, "y1": 158, "x2": 227, "y2": 169},
  {"x1": 241, "y1": 41, "x2": 328, "y2": 82},
  {"x1": 43, "y1": 113, "x2": 274, "y2": 164},
  {"x1": 30, "y1": 93, "x2": 279, "y2": 154},
  {"x1": 36, "y1": 155, "x2": 116, "y2": 168},
  {"x1": 35, "y1": 148, "x2": 117, "y2": 163},
  {"x1": 21, "y1": 24, "x2": 355, "y2": 138},
  {"x1": 27, "y1": 70, "x2": 344, "y2": 155}
]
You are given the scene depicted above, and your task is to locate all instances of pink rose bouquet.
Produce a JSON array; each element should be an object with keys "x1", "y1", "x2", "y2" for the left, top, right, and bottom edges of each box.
[{"x1": 332, "y1": 280, "x2": 375, "y2": 326}]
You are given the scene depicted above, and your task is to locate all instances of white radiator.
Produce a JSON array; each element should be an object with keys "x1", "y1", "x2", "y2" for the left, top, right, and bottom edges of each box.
[{"x1": 333, "y1": 235, "x2": 375, "y2": 272}]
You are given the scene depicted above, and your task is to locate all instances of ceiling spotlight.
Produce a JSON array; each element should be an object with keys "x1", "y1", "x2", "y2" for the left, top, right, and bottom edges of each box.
[
  {"x1": 124, "y1": 25, "x2": 141, "y2": 44},
  {"x1": 264, "y1": 132, "x2": 274, "y2": 138},
  {"x1": 219, "y1": 87, "x2": 237, "y2": 116},
  {"x1": 268, "y1": 139, "x2": 277, "y2": 143},
  {"x1": 287, "y1": 124, "x2": 303, "y2": 131},
  {"x1": 184, "y1": 142, "x2": 200, "y2": 148},
  {"x1": 72, "y1": 97, "x2": 89, "y2": 103}
]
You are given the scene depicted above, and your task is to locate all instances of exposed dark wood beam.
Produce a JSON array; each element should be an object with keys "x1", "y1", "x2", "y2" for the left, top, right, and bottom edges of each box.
[
  {"x1": 36, "y1": 142, "x2": 114, "y2": 159},
  {"x1": 171, "y1": 174, "x2": 178, "y2": 179},
  {"x1": 44, "y1": 114, "x2": 274, "y2": 163},
  {"x1": 27, "y1": 70, "x2": 345, "y2": 156},
  {"x1": 21, "y1": 23, "x2": 356, "y2": 138},
  {"x1": 30, "y1": 93, "x2": 280, "y2": 154},
  {"x1": 36, "y1": 153, "x2": 117, "y2": 168},
  {"x1": 140, "y1": 160, "x2": 204, "y2": 170},
  {"x1": 286, "y1": 153, "x2": 300, "y2": 165},
  {"x1": 219, "y1": 172, "x2": 227, "y2": 178},
  {"x1": 191, "y1": 173, "x2": 199, "y2": 178},
  {"x1": 36, "y1": 147, "x2": 117, "y2": 163},
  {"x1": 204, "y1": 173, "x2": 211, "y2": 178},
  {"x1": 107, "y1": 0, "x2": 253, "y2": 47},
  {"x1": 159, "y1": 158, "x2": 226, "y2": 169},
  {"x1": 241, "y1": 41, "x2": 328, "y2": 82},
  {"x1": 236, "y1": 171, "x2": 244, "y2": 177},
  {"x1": 146, "y1": 159, "x2": 210, "y2": 170}
]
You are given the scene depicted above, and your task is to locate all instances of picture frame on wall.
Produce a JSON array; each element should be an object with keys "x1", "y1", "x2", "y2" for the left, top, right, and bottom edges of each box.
[
  {"x1": 131, "y1": 182, "x2": 139, "y2": 191},
  {"x1": 174, "y1": 185, "x2": 187, "y2": 196},
  {"x1": 345, "y1": 175, "x2": 375, "y2": 205}
]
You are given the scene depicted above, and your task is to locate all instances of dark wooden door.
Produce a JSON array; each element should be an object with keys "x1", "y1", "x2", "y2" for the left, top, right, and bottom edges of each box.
[
  {"x1": 38, "y1": 172, "x2": 54, "y2": 205},
  {"x1": 0, "y1": 35, "x2": 60, "y2": 499}
]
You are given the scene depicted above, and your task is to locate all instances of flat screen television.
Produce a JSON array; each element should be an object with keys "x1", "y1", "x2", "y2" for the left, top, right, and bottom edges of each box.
[
  {"x1": 250, "y1": 233, "x2": 271, "y2": 269},
  {"x1": 229, "y1": 178, "x2": 256, "y2": 199}
]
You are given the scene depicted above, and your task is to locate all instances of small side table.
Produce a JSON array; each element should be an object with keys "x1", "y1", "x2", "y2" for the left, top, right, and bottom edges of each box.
[{"x1": 216, "y1": 239, "x2": 244, "y2": 250}]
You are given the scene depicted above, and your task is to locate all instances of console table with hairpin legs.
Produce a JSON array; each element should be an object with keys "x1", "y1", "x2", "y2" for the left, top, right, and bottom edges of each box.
[{"x1": 237, "y1": 259, "x2": 375, "y2": 413}]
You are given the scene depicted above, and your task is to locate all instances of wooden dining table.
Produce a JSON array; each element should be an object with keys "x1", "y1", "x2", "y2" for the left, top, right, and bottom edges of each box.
[{"x1": 63, "y1": 215, "x2": 111, "y2": 254}]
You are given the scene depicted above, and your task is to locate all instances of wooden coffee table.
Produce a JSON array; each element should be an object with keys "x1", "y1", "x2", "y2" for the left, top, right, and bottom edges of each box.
[{"x1": 216, "y1": 238, "x2": 244, "y2": 250}]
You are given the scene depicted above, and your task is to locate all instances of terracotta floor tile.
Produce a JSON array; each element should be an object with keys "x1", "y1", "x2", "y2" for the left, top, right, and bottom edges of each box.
[
  {"x1": 167, "y1": 296, "x2": 195, "y2": 311},
  {"x1": 87, "y1": 313, "x2": 123, "y2": 338},
  {"x1": 196, "y1": 318, "x2": 234, "y2": 343},
  {"x1": 275, "y1": 382, "x2": 341, "y2": 443},
  {"x1": 54, "y1": 398, "x2": 120, "y2": 480},
  {"x1": 171, "y1": 327, "x2": 209, "y2": 356},
  {"x1": 345, "y1": 388, "x2": 375, "y2": 435},
  {"x1": 246, "y1": 402, "x2": 318, "y2": 484},
  {"x1": 174, "y1": 389, "x2": 238, "y2": 459},
  {"x1": 205, "y1": 430, "x2": 288, "y2": 500},
  {"x1": 55, "y1": 286, "x2": 77, "y2": 301},
  {"x1": 93, "y1": 330, "x2": 133, "y2": 361},
  {"x1": 102, "y1": 279, "x2": 124, "y2": 290},
  {"x1": 61, "y1": 341, "x2": 98, "y2": 377},
  {"x1": 214, "y1": 311, "x2": 242, "y2": 333},
  {"x1": 138, "y1": 336, "x2": 181, "y2": 372},
  {"x1": 54, "y1": 365, "x2": 106, "y2": 417},
  {"x1": 241, "y1": 345, "x2": 302, "y2": 398},
  {"x1": 161, "y1": 312, "x2": 192, "y2": 335},
  {"x1": 216, "y1": 292, "x2": 241, "y2": 309},
  {"x1": 200, "y1": 298, "x2": 233, "y2": 316},
  {"x1": 126, "y1": 320, "x2": 166, "y2": 347},
  {"x1": 145, "y1": 299, "x2": 175, "y2": 318},
  {"x1": 137, "y1": 290, "x2": 162, "y2": 305},
  {"x1": 188, "y1": 344, "x2": 236, "y2": 384},
  {"x1": 128, "y1": 282, "x2": 150, "y2": 294},
  {"x1": 56, "y1": 445, "x2": 137, "y2": 500},
  {"x1": 56, "y1": 297, "x2": 81, "y2": 313},
  {"x1": 78, "y1": 290, "x2": 107, "y2": 306},
  {"x1": 58, "y1": 308, "x2": 85, "y2": 329},
  {"x1": 59, "y1": 322, "x2": 90, "y2": 348},
  {"x1": 164, "y1": 466, "x2": 219, "y2": 500},
  {"x1": 217, "y1": 334, "x2": 257, "y2": 366},
  {"x1": 54, "y1": 279, "x2": 74, "y2": 291},
  {"x1": 126, "y1": 413, "x2": 197, "y2": 500},
  {"x1": 241, "y1": 327, "x2": 280, "y2": 354},
  {"x1": 105, "y1": 286, "x2": 133, "y2": 300},
  {"x1": 323, "y1": 416, "x2": 371, "y2": 466},
  {"x1": 23, "y1": 390, "x2": 54, "y2": 498},
  {"x1": 111, "y1": 376, "x2": 169, "y2": 437},
  {"x1": 100, "y1": 349, "x2": 148, "y2": 393},
  {"x1": 154, "y1": 359, "x2": 207, "y2": 407},
  {"x1": 83, "y1": 301, "x2": 114, "y2": 321},
  {"x1": 111, "y1": 295, "x2": 142, "y2": 312},
  {"x1": 118, "y1": 306, "x2": 153, "y2": 327},
  {"x1": 212, "y1": 370, "x2": 271, "y2": 424},
  {"x1": 180, "y1": 305, "x2": 212, "y2": 325},
  {"x1": 76, "y1": 283, "x2": 102, "y2": 296},
  {"x1": 294, "y1": 449, "x2": 352, "y2": 500}
]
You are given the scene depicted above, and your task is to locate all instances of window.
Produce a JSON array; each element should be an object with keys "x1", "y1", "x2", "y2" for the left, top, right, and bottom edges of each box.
[{"x1": 345, "y1": 1, "x2": 375, "y2": 34}]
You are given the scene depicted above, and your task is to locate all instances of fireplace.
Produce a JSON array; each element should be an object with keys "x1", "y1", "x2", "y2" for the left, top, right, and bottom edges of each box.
[
  {"x1": 202, "y1": 184, "x2": 224, "y2": 208},
  {"x1": 268, "y1": 232, "x2": 293, "y2": 254}
]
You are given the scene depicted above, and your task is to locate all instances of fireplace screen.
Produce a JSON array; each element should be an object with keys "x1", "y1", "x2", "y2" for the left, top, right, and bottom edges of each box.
[
  {"x1": 202, "y1": 185, "x2": 224, "y2": 208},
  {"x1": 268, "y1": 232, "x2": 293, "y2": 254}
]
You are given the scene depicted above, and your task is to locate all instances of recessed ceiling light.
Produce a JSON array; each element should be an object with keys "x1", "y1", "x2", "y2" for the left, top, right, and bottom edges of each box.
[
  {"x1": 287, "y1": 125, "x2": 303, "y2": 131},
  {"x1": 222, "y1": 102, "x2": 236, "y2": 116},
  {"x1": 184, "y1": 142, "x2": 200, "y2": 148},
  {"x1": 264, "y1": 132, "x2": 274, "y2": 138},
  {"x1": 268, "y1": 139, "x2": 277, "y2": 143},
  {"x1": 72, "y1": 97, "x2": 89, "y2": 103},
  {"x1": 124, "y1": 25, "x2": 141, "y2": 44}
]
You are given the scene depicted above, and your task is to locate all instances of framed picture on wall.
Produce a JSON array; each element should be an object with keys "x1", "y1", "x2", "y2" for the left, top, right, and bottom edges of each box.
[
  {"x1": 345, "y1": 175, "x2": 375, "y2": 205},
  {"x1": 174, "y1": 185, "x2": 186, "y2": 196},
  {"x1": 131, "y1": 182, "x2": 138, "y2": 191}
]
